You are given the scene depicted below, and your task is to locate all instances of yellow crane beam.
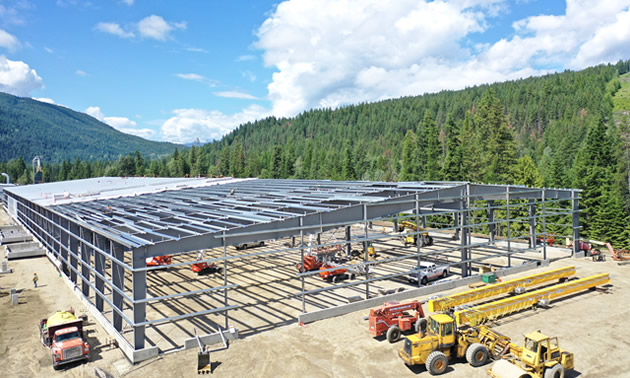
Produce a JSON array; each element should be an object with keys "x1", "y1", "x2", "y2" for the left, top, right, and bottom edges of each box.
[
  {"x1": 428, "y1": 266, "x2": 577, "y2": 312},
  {"x1": 454, "y1": 273, "x2": 609, "y2": 327}
]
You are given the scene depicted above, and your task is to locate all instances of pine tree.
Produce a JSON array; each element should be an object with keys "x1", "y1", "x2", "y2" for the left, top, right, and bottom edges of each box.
[
  {"x1": 342, "y1": 140, "x2": 356, "y2": 180},
  {"x1": 423, "y1": 111, "x2": 441, "y2": 180},
  {"x1": 513, "y1": 155, "x2": 543, "y2": 187},
  {"x1": 271, "y1": 146, "x2": 282, "y2": 179},
  {"x1": 442, "y1": 115, "x2": 464, "y2": 181},
  {"x1": 400, "y1": 130, "x2": 417, "y2": 181},
  {"x1": 475, "y1": 90, "x2": 516, "y2": 183}
]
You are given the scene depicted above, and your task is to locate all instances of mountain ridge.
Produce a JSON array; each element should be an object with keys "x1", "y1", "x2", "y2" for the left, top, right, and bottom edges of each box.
[{"x1": 0, "y1": 92, "x2": 180, "y2": 162}]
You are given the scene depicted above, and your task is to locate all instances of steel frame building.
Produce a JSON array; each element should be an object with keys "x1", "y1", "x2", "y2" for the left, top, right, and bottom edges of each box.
[{"x1": 3, "y1": 177, "x2": 581, "y2": 362}]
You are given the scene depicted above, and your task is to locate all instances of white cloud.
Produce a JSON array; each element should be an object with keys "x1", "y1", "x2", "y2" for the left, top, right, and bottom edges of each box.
[
  {"x1": 95, "y1": 22, "x2": 135, "y2": 38},
  {"x1": 33, "y1": 97, "x2": 55, "y2": 104},
  {"x1": 0, "y1": 29, "x2": 19, "y2": 51},
  {"x1": 214, "y1": 91, "x2": 258, "y2": 100},
  {"x1": 75, "y1": 69, "x2": 87, "y2": 77},
  {"x1": 44, "y1": 47, "x2": 54, "y2": 53},
  {"x1": 161, "y1": 105, "x2": 269, "y2": 143},
  {"x1": 0, "y1": 55, "x2": 43, "y2": 96},
  {"x1": 175, "y1": 73, "x2": 205, "y2": 82},
  {"x1": 571, "y1": 6, "x2": 630, "y2": 68},
  {"x1": 137, "y1": 15, "x2": 186, "y2": 41},
  {"x1": 85, "y1": 106, "x2": 155, "y2": 139},
  {"x1": 121, "y1": 0, "x2": 134, "y2": 5},
  {"x1": 242, "y1": 70, "x2": 256, "y2": 82},
  {"x1": 254, "y1": 0, "x2": 630, "y2": 118},
  {"x1": 236, "y1": 55, "x2": 256, "y2": 62},
  {"x1": 185, "y1": 47, "x2": 207, "y2": 53}
]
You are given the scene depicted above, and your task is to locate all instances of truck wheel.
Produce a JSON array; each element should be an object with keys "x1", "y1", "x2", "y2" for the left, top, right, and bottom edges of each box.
[
  {"x1": 421, "y1": 277, "x2": 428, "y2": 286},
  {"x1": 426, "y1": 236, "x2": 433, "y2": 246},
  {"x1": 426, "y1": 351, "x2": 448, "y2": 375},
  {"x1": 386, "y1": 325, "x2": 401, "y2": 343},
  {"x1": 442, "y1": 270, "x2": 448, "y2": 278},
  {"x1": 544, "y1": 364, "x2": 564, "y2": 378},
  {"x1": 415, "y1": 318, "x2": 427, "y2": 333},
  {"x1": 466, "y1": 343, "x2": 489, "y2": 367},
  {"x1": 51, "y1": 355, "x2": 60, "y2": 370}
]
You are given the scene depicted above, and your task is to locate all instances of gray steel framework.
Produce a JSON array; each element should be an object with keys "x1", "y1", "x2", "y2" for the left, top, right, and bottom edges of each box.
[{"x1": 2, "y1": 178, "x2": 581, "y2": 362}]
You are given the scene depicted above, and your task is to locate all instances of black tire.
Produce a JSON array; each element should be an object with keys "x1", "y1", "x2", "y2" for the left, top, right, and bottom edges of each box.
[
  {"x1": 465, "y1": 343, "x2": 489, "y2": 367},
  {"x1": 544, "y1": 364, "x2": 564, "y2": 378},
  {"x1": 421, "y1": 276, "x2": 428, "y2": 286},
  {"x1": 51, "y1": 354, "x2": 60, "y2": 370},
  {"x1": 425, "y1": 350, "x2": 448, "y2": 375},
  {"x1": 350, "y1": 273, "x2": 356, "y2": 280},
  {"x1": 331, "y1": 275, "x2": 338, "y2": 284},
  {"x1": 426, "y1": 236, "x2": 433, "y2": 246},
  {"x1": 415, "y1": 318, "x2": 427, "y2": 333},
  {"x1": 442, "y1": 270, "x2": 448, "y2": 278},
  {"x1": 386, "y1": 325, "x2": 401, "y2": 343}
]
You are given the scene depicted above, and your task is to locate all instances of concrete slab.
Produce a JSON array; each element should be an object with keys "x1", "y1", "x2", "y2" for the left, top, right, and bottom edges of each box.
[
  {"x1": 5, "y1": 241, "x2": 45, "y2": 259},
  {"x1": 0, "y1": 225, "x2": 32, "y2": 245}
]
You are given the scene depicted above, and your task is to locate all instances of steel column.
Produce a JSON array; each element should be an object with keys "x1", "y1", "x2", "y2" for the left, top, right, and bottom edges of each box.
[
  {"x1": 345, "y1": 226, "x2": 351, "y2": 256},
  {"x1": 111, "y1": 242, "x2": 125, "y2": 332},
  {"x1": 487, "y1": 200, "x2": 495, "y2": 242},
  {"x1": 80, "y1": 228, "x2": 92, "y2": 297},
  {"x1": 528, "y1": 199, "x2": 536, "y2": 248},
  {"x1": 572, "y1": 190, "x2": 580, "y2": 257},
  {"x1": 94, "y1": 235, "x2": 106, "y2": 311},
  {"x1": 132, "y1": 248, "x2": 147, "y2": 349}
]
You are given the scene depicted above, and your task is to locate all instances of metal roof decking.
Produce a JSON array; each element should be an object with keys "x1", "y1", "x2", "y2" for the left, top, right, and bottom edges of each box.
[{"x1": 5, "y1": 177, "x2": 577, "y2": 256}]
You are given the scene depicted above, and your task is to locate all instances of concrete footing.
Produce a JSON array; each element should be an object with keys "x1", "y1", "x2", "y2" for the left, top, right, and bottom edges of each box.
[
  {"x1": 0, "y1": 261, "x2": 11, "y2": 274},
  {"x1": 183, "y1": 328, "x2": 239, "y2": 350}
]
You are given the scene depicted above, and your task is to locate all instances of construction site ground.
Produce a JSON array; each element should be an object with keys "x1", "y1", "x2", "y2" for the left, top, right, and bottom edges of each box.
[{"x1": 1, "y1": 206, "x2": 627, "y2": 378}]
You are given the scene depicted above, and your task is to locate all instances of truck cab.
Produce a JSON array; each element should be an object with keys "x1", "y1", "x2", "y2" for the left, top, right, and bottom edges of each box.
[
  {"x1": 51, "y1": 327, "x2": 90, "y2": 368},
  {"x1": 40, "y1": 311, "x2": 90, "y2": 370},
  {"x1": 406, "y1": 262, "x2": 449, "y2": 285}
]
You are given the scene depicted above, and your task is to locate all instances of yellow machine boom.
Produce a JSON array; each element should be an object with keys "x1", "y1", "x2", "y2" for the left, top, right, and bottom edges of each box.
[
  {"x1": 455, "y1": 273, "x2": 609, "y2": 326},
  {"x1": 428, "y1": 266, "x2": 577, "y2": 312}
]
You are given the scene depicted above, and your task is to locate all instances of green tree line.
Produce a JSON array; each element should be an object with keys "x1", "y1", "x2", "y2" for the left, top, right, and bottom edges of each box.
[{"x1": 2, "y1": 61, "x2": 630, "y2": 247}]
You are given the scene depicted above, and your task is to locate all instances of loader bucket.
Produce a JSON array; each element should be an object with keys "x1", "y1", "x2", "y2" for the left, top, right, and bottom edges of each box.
[
  {"x1": 489, "y1": 360, "x2": 532, "y2": 378},
  {"x1": 197, "y1": 351, "x2": 211, "y2": 374}
]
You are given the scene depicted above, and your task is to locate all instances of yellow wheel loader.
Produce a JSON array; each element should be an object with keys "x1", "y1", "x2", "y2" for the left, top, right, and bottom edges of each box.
[{"x1": 398, "y1": 313, "x2": 574, "y2": 377}]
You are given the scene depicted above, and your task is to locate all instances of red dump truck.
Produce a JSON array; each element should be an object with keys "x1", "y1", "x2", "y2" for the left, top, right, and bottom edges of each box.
[{"x1": 39, "y1": 310, "x2": 90, "y2": 369}]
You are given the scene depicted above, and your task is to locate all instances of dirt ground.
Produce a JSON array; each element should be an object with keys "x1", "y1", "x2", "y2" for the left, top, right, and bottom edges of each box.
[{"x1": 1, "y1": 205, "x2": 627, "y2": 377}]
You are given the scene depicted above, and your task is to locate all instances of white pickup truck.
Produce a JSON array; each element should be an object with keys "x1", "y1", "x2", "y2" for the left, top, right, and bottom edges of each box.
[{"x1": 406, "y1": 261, "x2": 449, "y2": 285}]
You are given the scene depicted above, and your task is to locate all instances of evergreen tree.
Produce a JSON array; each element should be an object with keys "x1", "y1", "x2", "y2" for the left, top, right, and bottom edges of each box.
[
  {"x1": 513, "y1": 155, "x2": 543, "y2": 187},
  {"x1": 400, "y1": 130, "x2": 417, "y2": 181},
  {"x1": 423, "y1": 111, "x2": 441, "y2": 180},
  {"x1": 342, "y1": 140, "x2": 356, "y2": 180},
  {"x1": 442, "y1": 115, "x2": 463, "y2": 181},
  {"x1": 271, "y1": 146, "x2": 282, "y2": 179},
  {"x1": 475, "y1": 90, "x2": 516, "y2": 183}
]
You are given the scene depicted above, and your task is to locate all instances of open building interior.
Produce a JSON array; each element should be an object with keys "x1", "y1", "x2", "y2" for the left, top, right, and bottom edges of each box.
[{"x1": 1, "y1": 177, "x2": 581, "y2": 363}]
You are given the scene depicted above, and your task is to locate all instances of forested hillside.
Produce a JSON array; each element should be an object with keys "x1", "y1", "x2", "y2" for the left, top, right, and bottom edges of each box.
[
  {"x1": 2, "y1": 61, "x2": 629, "y2": 246},
  {"x1": 0, "y1": 92, "x2": 179, "y2": 162}
]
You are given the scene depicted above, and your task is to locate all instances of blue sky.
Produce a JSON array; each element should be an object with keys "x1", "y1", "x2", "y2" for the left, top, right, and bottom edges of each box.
[{"x1": 1, "y1": 0, "x2": 629, "y2": 143}]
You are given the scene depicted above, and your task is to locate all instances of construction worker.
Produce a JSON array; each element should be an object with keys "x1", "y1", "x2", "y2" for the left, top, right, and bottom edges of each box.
[{"x1": 33, "y1": 273, "x2": 39, "y2": 288}]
